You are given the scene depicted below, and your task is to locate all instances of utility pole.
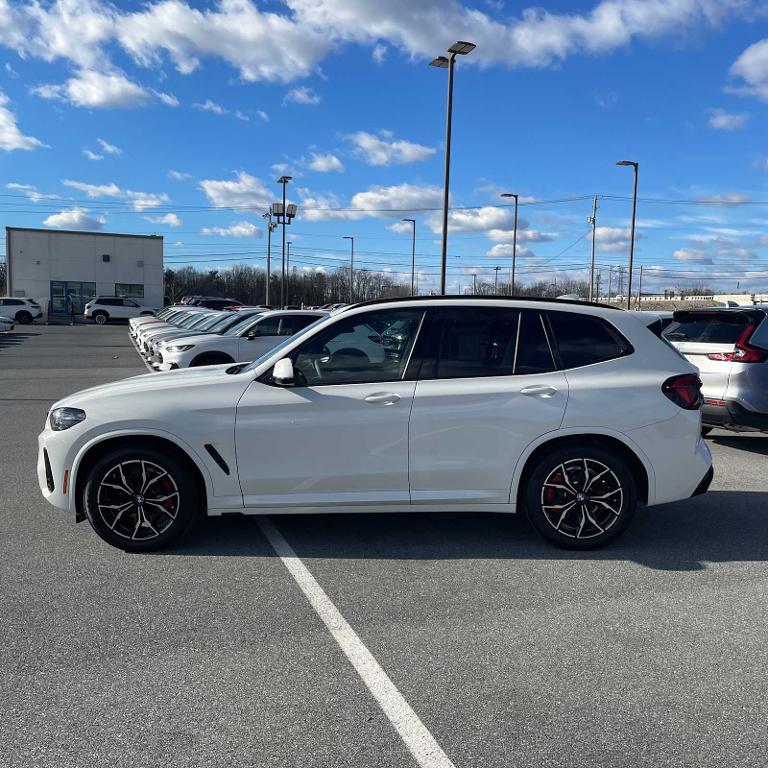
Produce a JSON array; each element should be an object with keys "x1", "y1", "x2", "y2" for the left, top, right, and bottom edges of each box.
[
  {"x1": 402, "y1": 218, "x2": 417, "y2": 296},
  {"x1": 344, "y1": 236, "x2": 355, "y2": 303},
  {"x1": 607, "y1": 266, "x2": 613, "y2": 302},
  {"x1": 262, "y1": 211, "x2": 277, "y2": 306},
  {"x1": 472, "y1": 273, "x2": 477, "y2": 293},
  {"x1": 588, "y1": 195, "x2": 599, "y2": 301},
  {"x1": 635, "y1": 265, "x2": 643, "y2": 309},
  {"x1": 493, "y1": 266, "x2": 501, "y2": 294},
  {"x1": 595, "y1": 269, "x2": 602, "y2": 301}
]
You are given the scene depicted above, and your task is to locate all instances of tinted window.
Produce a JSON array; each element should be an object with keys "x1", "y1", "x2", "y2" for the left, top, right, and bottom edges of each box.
[
  {"x1": 516, "y1": 311, "x2": 556, "y2": 374},
  {"x1": 280, "y1": 315, "x2": 321, "y2": 336},
  {"x1": 547, "y1": 311, "x2": 632, "y2": 368},
  {"x1": 664, "y1": 315, "x2": 750, "y2": 344},
  {"x1": 5, "y1": 299, "x2": 24, "y2": 306},
  {"x1": 434, "y1": 308, "x2": 518, "y2": 378},
  {"x1": 293, "y1": 309, "x2": 424, "y2": 386},
  {"x1": 97, "y1": 298, "x2": 122, "y2": 306},
  {"x1": 254, "y1": 317, "x2": 282, "y2": 336}
]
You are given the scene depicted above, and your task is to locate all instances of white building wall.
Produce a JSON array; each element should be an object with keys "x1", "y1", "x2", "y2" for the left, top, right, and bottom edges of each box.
[{"x1": 6, "y1": 228, "x2": 163, "y2": 313}]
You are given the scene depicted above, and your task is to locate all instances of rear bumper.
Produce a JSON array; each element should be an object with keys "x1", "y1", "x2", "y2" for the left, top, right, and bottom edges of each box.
[
  {"x1": 702, "y1": 401, "x2": 768, "y2": 432},
  {"x1": 691, "y1": 465, "x2": 714, "y2": 497}
]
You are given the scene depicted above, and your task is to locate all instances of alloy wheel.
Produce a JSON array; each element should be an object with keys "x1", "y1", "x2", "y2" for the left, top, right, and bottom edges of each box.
[
  {"x1": 96, "y1": 459, "x2": 180, "y2": 541},
  {"x1": 540, "y1": 458, "x2": 623, "y2": 540}
]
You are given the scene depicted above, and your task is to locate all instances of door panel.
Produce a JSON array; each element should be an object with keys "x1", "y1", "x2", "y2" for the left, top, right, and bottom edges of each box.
[
  {"x1": 235, "y1": 379, "x2": 415, "y2": 507},
  {"x1": 408, "y1": 372, "x2": 568, "y2": 503}
]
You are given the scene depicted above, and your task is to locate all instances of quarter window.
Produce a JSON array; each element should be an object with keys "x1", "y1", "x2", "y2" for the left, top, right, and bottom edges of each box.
[
  {"x1": 292, "y1": 309, "x2": 424, "y2": 386},
  {"x1": 547, "y1": 311, "x2": 632, "y2": 368}
]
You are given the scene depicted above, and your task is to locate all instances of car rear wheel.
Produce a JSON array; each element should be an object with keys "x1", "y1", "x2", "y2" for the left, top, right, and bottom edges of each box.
[
  {"x1": 525, "y1": 444, "x2": 637, "y2": 549},
  {"x1": 16, "y1": 310, "x2": 32, "y2": 324},
  {"x1": 92, "y1": 311, "x2": 108, "y2": 325},
  {"x1": 83, "y1": 446, "x2": 201, "y2": 551}
]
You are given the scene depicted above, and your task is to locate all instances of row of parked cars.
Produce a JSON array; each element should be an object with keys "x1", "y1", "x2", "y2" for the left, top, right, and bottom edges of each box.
[{"x1": 36, "y1": 296, "x2": 768, "y2": 555}]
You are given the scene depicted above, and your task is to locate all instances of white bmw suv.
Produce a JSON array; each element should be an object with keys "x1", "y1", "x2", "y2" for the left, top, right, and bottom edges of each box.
[{"x1": 38, "y1": 298, "x2": 712, "y2": 552}]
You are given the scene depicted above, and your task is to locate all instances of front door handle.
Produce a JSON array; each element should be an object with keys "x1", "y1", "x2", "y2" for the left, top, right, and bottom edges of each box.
[
  {"x1": 364, "y1": 392, "x2": 401, "y2": 405},
  {"x1": 520, "y1": 385, "x2": 558, "y2": 398}
]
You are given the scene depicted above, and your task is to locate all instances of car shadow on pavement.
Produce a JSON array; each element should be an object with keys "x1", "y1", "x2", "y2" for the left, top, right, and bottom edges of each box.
[
  {"x1": 709, "y1": 435, "x2": 768, "y2": 456},
  {"x1": 160, "y1": 489, "x2": 768, "y2": 572}
]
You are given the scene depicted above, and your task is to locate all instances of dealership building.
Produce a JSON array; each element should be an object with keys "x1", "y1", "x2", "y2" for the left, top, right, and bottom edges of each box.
[{"x1": 5, "y1": 227, "x2": 164, "y2": 318}]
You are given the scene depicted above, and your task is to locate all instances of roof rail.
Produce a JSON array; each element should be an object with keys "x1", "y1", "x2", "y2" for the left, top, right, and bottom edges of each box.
[{"x1": 345, "y1": 294, "x2": 624, "y2": 311}]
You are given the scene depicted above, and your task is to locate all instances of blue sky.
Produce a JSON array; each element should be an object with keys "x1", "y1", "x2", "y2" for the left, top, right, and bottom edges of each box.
[{"x1": 1, "y1": 0, "x2": 768, "y2": 294}]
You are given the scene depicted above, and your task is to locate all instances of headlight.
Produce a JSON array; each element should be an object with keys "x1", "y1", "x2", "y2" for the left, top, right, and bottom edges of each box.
[
  {"x1": 165, "y1": 344, "x2": 194, "y2": 352},
  {"x1": 49, "y1": 407, "x2": 86, "y2": 431}
]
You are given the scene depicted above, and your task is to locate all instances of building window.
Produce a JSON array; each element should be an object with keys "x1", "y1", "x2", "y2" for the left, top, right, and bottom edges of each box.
[{"x1": 115, "y1": 283, "x2": 144, "y2": 299}]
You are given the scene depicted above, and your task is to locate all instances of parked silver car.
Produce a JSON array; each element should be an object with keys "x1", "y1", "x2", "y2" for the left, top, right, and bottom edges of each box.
[{"x1": 664, "y1": 306, "x2": 768, "y2": 433}]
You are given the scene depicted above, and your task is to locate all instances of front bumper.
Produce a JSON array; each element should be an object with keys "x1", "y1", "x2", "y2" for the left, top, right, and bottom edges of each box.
[{"x1": 702, "y1": 400, "x2": 768, "y2": 432}]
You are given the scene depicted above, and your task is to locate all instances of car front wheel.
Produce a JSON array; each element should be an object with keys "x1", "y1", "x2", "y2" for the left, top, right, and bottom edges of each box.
[
  {"x1": 525, "y1": 444, "x2": 637, "y2": 549},
  {"x1": 16, "y1": 310, "x2": 32, "y2": 324},
  {"x1": 83, "y1": 446, "x2": 200, "y2": 551},
  {"x1": 92, "y1": 311, "x2": 108, "y2": 325}
]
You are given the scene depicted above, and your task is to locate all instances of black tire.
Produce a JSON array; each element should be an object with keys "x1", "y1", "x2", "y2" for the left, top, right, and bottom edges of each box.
[
  {"x1": 701, "y1": 427, "x2": 713, "y2": 438},
  {"x1": 16, "y1": 310, "x2": 32, "y2": 324},
  {"x1": 525, "y1": 444, "x2": 637, "y2": 550},
  {"x1": 83, "y1": 445, "x2": 201, "y2": 552},
  {"x1": 93, "y1": 311, "x2": 108, "y2": 325},
  {"x1": 190, "y1": 353, "x2": 234, "y2": 367}
]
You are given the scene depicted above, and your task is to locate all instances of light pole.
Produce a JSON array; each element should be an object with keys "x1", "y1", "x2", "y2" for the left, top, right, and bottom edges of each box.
[
  {"x1": 262, "y1": 211, "x2": 277, "y2": 306},
  {"x1": 344, "y1": 236, "x2": 355, "y2": 303},
  {"x1": 430, "y1": 40, "x2": 476, "y2": 295},
  {"x1": 402, "y1": 218, "x2": 416, "y2": 296},
  {"x1": 500, "y1": 192, "x2": 519, "y2": 295},
  {"x1": 272, "y1": 175, "x2": 296, "y2": 309},
  {"x1": 616, "y1": 160, "x2": 639, "y2": 310},
  {"x1": 286, "y1": 241, "x2": 292, "y2": 304}
]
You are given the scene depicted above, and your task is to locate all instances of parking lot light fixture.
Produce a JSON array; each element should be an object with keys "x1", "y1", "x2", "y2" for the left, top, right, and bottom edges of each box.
[
  {"x1": 430, "y1": 40, "x2": 476, "y2": 295},
  {"x1": 616, "y1": 160, "x2": 639, "y2": 310}
]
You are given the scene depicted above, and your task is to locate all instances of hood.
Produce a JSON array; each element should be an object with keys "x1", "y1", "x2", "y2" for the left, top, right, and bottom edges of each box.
[
  {"x1": 159, "y1": 332, "x2": 224, "y2": 348},
  {"x1": 54, "y1": 364, "x2": 237, "y2": 409}
]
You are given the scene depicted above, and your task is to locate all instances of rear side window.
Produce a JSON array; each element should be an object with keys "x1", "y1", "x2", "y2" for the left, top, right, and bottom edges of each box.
[
  {"x1": 431, "y1": 308, "x2": 555, "y2": 379},
  {"x1": 547, "y1": 311, "x2": 632, "y2": 369},
  {"x1": 280, "y1": 315, "x2": 320, "y2": 335},
  {"x1": 664, "y1": 316, "x2": 750, "y2": 344}
]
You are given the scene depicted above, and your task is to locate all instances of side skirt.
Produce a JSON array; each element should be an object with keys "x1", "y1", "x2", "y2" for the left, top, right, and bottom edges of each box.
[{"x1": 208, "y1": 502, "x2": 518, "y2": 516}]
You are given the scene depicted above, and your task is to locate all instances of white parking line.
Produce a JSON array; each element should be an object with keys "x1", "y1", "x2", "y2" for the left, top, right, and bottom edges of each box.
[{"x1": 256, "y1": 517, "x2": 457, "y2": 768}]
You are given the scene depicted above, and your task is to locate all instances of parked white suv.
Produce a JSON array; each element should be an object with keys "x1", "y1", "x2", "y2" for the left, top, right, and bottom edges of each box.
[
  {"x1": 38, "y1": 298, "x2": 712, "y2": 552},
  {"x1": 85, "y1": 297, "x2": 156, "y2": 324},
  {"x1": 0, "y1": 297, "x2": 43, "y2": 324}
]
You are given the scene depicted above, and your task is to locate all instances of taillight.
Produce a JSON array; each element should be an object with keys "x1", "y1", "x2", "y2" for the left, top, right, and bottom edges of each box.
[
  {"x1": 662, "y1": 374, "x2": 702, "y2": 410},
  {"x1": 706, "y1": 322, "x2": 768, "y2": 363}
]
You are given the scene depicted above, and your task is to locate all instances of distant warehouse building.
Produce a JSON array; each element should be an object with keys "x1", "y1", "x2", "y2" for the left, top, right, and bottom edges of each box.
[{"x1": 5, "y1": 227, "x2": 164, "y2": 318}]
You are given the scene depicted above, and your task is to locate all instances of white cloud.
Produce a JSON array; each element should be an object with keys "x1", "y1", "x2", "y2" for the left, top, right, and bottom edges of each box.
[
  {"x1": 696, "y1": 192, "x2": 751, "y2": 205},
  {"x1": 730, "y1": 38, "x2": 768, "y2": 101},
  {"x1": 283, "y1": 86, "x2": 321, "y2": 105},
  {"x1": 83, "y1": 148, "x2": 103, "y2": 160},
  {"x1": 708, "y1": 107, "x2": 748, "y2": 130},
  {"x1": 347, "y1": 131, "x2": 435, "y2": 166},
  {"x1": 372, "y1": 43, "x2": 387, "y2": 64},
  {"x1": 0, "y1": 91, "x2": 46, "y2": 151},
  {"x1": 43, "y1": 207, "x2": 106, "y2": 231},
  {"x1": 193, "y1": 99, "x2": 227, "y2": 114},
  {"x1": 308, "y1": 153, "x2": 344, "y2": 172},
  {"x1": 145, "y1": 212, "x2": 182, "y2": 227},
  {"x1": 61, "y1": 179, "x2": 169, "y2": 211},
  {"x1": 350, "y1": 183, "x2": 443, "y2": 216},
  {"x1": 152, "y1": 89, "x2": 180, "y2": 106},
  {"x1": 300, "y1": 192, "x2": 364, "y2": 222},
  {"x1": 426, "y1": 206, "x2": 516, "y2": 234},
  {"x1": 256, "y1": 110, "x2": 269, "y2": 121},
  {"x1": 168, "y1": 170, "x2": 193, "y2": 180},
  {"x1": 487, "y1": 227, "x2": 556, "y2": 243},
  {"x1": 485, "y1": 243, "x2": 536, "y2": 260},
  {"x1": 201, "y1": 221, "x2": 262, "y2": 237},
  {"x1": 32, "y1": 69, "x2": 151, "y2": 108},
  {"x1": 594, "y1": 226, "x2": 637, "y2": 253},
  {"x1": 97, "y1": 138, "x2": 122, "y2": 155},
  {"x1": 6, "y1": 182, "x2": 59, "y2": 202},
  {"x1": 199, "y1": 171, "x2": 272, "y2": 210}
]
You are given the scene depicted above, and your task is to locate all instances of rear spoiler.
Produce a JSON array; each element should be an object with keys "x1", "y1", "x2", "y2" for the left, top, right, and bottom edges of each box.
[{"x1": 672, "y1": 308, "x2": 765, "y2": 324}]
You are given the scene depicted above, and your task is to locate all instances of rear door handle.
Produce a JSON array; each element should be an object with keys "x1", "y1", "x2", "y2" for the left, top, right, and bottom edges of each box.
[
  {"x1": 520, "y1": 385, "x2": 558, "y2": 398},
  {"x1": 364, "y1": 392, "x2": 401, "y2": 405}
]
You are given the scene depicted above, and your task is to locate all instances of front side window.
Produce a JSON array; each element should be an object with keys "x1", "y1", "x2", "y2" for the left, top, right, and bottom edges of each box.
[
  {"x1": 280, "y1": 315, "x2": 320, "y2": 336},
  {"x1": 292, "y1": 309, "x2": 424, "y2": 386},
  {"x1": 547, "y1": 311, "x2": 632, "y2": 369},
  {"x1": 254, "y1": 317, "x2": 283, "y2": 336},
  {"x1": 115, "y1": 283, "x2": 144, "y2": 299}
]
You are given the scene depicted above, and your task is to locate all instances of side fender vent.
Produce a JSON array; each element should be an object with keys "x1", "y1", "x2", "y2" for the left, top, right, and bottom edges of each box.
[{"x1": 204, "y1": 444, "x2": 230, "y2": 475}]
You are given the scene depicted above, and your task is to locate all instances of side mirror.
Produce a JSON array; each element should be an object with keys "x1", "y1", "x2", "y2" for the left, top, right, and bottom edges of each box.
[
  {"x1": 272, "y1": 358, "x2": 294, "y2": 385},
  {"x1": 247, "y1": 328, "x2": 260, "y2": 339}
]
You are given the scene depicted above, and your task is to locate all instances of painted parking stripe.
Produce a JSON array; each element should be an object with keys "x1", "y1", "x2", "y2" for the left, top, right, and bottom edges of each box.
[{"x1": 256, "y1": 517, "x2": 456, "y2": 768}]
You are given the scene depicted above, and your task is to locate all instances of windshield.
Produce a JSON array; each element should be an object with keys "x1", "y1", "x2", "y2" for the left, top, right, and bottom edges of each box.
[
  {"x1": 195, "y1": 313, "x2": 228, "y2": 331},
  {"x1": 179, "y1": 312, "x2": 213, "y2": 328},
  {"x1": 239, "y1": 317, "x2": 327, "y2": 373},
  {"x1": 224, "y1": 314, "x2": 264, "y2": 337}
]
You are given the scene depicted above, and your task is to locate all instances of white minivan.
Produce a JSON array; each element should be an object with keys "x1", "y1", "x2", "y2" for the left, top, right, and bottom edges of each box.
[
  {"x1": 38, "y1": 297, "x2": 713, "y2": 552},
  {"x1": 85, "y1": 297, "x2": 156, "y2": 324}
]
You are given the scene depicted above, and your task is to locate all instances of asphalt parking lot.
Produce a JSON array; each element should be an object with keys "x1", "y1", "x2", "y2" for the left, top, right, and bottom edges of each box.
[{"x1": 3, "y1": 324, "x2": 768, "y2": 768}]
